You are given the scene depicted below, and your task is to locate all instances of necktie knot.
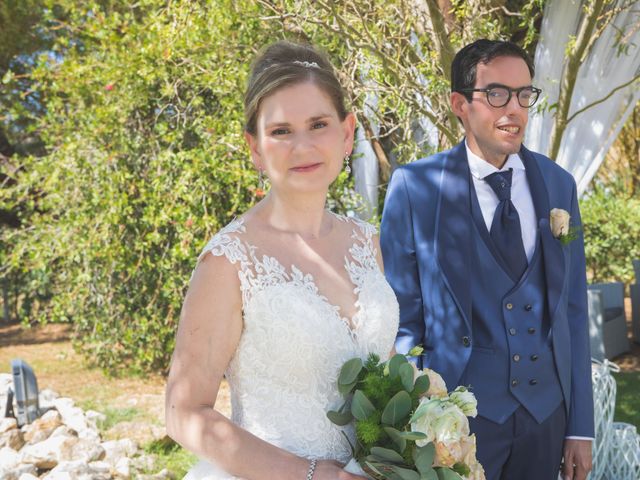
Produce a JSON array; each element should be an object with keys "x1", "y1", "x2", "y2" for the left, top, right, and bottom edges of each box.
[{"x1": 484, "y1": 169, "x2": 513, "y2": 202}]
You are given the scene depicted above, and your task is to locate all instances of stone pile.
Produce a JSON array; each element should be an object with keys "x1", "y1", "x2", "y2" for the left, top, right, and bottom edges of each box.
[{"x1": 0, "y1": 373, "x2": 173, "y2": 480}]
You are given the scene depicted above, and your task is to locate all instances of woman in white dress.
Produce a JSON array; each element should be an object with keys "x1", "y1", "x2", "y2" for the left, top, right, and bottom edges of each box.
[{"x1": 165, "y1": 41, "x2": 399, "y2": 480}]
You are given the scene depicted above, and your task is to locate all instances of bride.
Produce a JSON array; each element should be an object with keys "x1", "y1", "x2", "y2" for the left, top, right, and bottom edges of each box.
[{"x1": 165, "y1": 40, "x2": 399, "y2": 480}]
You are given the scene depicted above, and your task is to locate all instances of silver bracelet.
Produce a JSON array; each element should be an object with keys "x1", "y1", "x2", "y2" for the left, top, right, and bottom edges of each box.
[{"x1": 306, "y1": 458, "x2": 317, "y2": 480}]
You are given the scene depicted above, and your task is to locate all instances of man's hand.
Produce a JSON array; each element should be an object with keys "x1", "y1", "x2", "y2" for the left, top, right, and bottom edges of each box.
[{"x1": 562, "y1": 439, "x2": 592, "y2": 480}]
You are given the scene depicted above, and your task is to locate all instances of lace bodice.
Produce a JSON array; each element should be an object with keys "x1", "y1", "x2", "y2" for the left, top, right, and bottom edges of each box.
[{"x1": 185, "y1": 213, "x2": 399, "y2": 480}]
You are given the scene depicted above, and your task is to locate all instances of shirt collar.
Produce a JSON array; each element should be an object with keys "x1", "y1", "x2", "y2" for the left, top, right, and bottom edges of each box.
[{"x1": 465, "y1": 140, "x2": 525, "y2": 180}]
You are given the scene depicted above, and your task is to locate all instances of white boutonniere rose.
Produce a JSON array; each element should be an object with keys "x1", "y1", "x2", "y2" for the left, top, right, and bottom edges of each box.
[{"x1": 550, "y1": 208, "x2": 578, "y2": 245}]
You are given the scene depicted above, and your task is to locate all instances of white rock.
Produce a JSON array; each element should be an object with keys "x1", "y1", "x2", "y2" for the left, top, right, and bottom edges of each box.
[
  {"x1": 85, "y1": 410, "x2": 106, "y2": 430},
  {"x1": 0, "y1": 447, "x2": 19, "y2": 469},
  {"x1": 53, "y1": 398, "x2": 93, "y2": 438},
  {"x1": 131, "y1": 453, "x2": 155, "y2": 472},
  {"x1": 43, "y1": 460, "x2": 110, "y2": 480},
  {"x1": 59, "y1": 436, "x2": 105, "y2": 463},
  {"x1": 0, "y1": 464, "x2": 37, "y2": 480},
  {"x1": 50, "y1": 425, "x2": 77, "y2": 438},
  {"x1": 0, "y1": 374, "x2": 12, "y2": 391},
  {"x1": 0, "y1": 429, "x2": 24, "y2": 451},
  {"x1": 88, "y1": 460, "x2": 112, "y2": 475},
  {"x1": 114, "y1": 456, "x2": 131, "y2": 479},
  {"x1": 18, "y1": 473, "x2": 39, "y2": 480},
  {"x1": 102, "y1": 438, "x2": 137, "y2": 465},
  {"x1": 23, "y1": 409, "x2": 62, "y2": 444},
  {"x1": 0, "y1": 418, "x2": 17, "y2": 435},
  {"x1": 19, "y1": 432, "x2": 73, "y2": 469}
]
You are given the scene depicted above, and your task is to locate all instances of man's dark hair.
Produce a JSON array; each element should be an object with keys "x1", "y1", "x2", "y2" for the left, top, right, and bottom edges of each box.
[{"x1": 451, "y1": 39, "x2": 535, "y2": 102}]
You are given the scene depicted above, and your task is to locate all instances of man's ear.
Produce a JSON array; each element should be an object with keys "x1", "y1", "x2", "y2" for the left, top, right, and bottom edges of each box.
[
  {"x1": 244, "y1": 131, "x2": 262, "y2": 170},
  {"x1": 450, "y1": 91, "x2": 468, "y2": 119}
]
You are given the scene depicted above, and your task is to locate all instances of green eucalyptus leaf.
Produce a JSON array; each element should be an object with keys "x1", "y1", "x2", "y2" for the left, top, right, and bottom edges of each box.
[
  {"x1": 381, "y1": 390, "x2": 412, "y2": 426},
  {"x1": 351, "y1": 390, "x2": 376, "y2": 420},
  {"x1": 338, "y1": 379, "x2": 358, "y2": 395},
  {"x1": 399, "y1": 362, "x2": 415, "y2": 391},
  {"x1": 414, "y1": 442, "x2": 436, "y2": 473},
  {"x1": 419, "y1": 468, "x2": 438, "y2": 480},
  {"x1": 370, "y1": 446, "x2": 406, "y2": 463},
  {"x1": 452, "y1": 463, "x2": 470, "y2": 477},
  {"x1": 388, "y1": 354, "x2": 408, "y2": 378},
  {"x1": 391, "y1": 466, "x2": 421, "y2": 480},
  {"x1": 339, "y1": 358, "x2": 364, "y2": 385},
  {"x1": 414, "y1": 374, "x2": 430, "y2": 396},
  {"x1": 326, "y1": 409, "x2": 353, "y2": 426},
  {"x1": 399, "y1": 431, "x2": 427, "y2": 441},
  {"x1": 383, "y1": 426, "x2": 407, "y2": 453},
  {"x1": 434, "y1": 467, "x2": 463, "y2": 480}
]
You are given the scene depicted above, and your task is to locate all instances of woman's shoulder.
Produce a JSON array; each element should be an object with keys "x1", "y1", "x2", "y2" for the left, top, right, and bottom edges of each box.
[
  {"x1": 331, "y1": 211, "x2": 378, "y2": 238},
  {"x1": 197, "y1": 217, "x2": 251, "y2": 266}
]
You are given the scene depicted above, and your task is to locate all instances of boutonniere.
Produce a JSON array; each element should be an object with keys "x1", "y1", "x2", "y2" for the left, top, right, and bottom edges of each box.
[{"x1": 550, "y1": 208, "x2": 579, "y2": 245}]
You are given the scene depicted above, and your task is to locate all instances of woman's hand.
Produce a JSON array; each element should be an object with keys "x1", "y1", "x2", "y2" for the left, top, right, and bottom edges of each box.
[{"x1": 314, "y1": 460, "x2": 369, "y2": 480}]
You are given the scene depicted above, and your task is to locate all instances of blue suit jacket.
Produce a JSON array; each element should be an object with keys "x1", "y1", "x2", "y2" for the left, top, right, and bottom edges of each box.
[{"x1": 380, "y1": 141, "x2": 595, "y2": 437}]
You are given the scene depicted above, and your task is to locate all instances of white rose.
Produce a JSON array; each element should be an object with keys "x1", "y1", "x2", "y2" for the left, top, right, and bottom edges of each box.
[
  {"x1": 411, "y1": 398, "x2": 442, "y2": 446},
  {"x1": 550, "y1": 208, "x2": 570, "y2": 238},
  {"x1": 449, "y1": 387, "x2": 478, "y2": 417},
  {"x1": 423, "y1": 368, "x2": 448, "y2": 398},
  {"x1": 432, "y1": 403, "x2": 470, "y2": 444}
]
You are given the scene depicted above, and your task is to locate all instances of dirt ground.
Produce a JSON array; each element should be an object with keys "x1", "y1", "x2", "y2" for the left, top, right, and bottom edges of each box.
[
  {"x1": 0, "y1": 323, "x2": 232, "y2": 423},
  {"x1": 0, "y1": 302, "x2": 637, "y2": 424}
]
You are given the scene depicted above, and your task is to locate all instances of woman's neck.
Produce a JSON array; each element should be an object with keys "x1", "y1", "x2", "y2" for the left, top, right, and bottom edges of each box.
[{"x1": 255, "y1": 190, "x2": 332, "y2": 239}]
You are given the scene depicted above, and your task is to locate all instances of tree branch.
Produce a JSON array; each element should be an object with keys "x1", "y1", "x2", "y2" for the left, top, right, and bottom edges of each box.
[{"x1": 566, "y1": 73, "x2": 640, "y2": 125}]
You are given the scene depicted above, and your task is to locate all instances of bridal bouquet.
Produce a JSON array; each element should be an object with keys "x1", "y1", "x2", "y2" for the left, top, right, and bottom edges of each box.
[{"x1": 327, "y1": 347, "x2": 485, "y2": 480}]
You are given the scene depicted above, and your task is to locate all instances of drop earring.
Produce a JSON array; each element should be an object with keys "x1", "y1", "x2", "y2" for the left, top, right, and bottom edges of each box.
[
  {"x1": 258, "y1": 169, "x2": 265, "y2": 190},
  {"x1": 344, "y1": 152, "x2": 351, "y2": 174}
]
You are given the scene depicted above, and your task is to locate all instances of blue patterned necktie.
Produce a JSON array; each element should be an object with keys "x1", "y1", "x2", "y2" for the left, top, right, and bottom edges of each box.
[{"x1": 484, "y1": 168, "x2": 528, "y2": 280}]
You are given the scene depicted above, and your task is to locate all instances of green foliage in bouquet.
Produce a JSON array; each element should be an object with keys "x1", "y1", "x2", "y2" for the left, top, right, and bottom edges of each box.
[{"x1": 327, "y1": 347, "x2": 469, "y2": 480}]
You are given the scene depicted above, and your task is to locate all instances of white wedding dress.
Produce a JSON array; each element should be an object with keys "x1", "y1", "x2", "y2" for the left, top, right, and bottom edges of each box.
[{"x1": 184, "y1": 213, "x2": 399, "y2": 480}]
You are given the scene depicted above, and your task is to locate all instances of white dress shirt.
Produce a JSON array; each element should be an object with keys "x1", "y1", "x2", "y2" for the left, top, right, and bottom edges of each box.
[
  {"x1": 465, "y1": 142, "x2": 593, "y2": 442},
  {"x1": 466, "y1": 143, "x2": 537, "y2": 261}
]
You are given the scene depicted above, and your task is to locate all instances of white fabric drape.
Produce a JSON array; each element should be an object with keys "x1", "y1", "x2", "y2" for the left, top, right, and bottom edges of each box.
[{"x1": 526, "y1": 0, "x2": 640, "y2": 196}]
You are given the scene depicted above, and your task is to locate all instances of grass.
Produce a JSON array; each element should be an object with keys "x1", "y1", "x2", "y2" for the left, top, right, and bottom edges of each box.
[
  {"x1": 614, "y1": 371, "x2": 640, "y2": 427},
  {"x1": 145, "y1": 437, "x2": 198, "y2": 477}
]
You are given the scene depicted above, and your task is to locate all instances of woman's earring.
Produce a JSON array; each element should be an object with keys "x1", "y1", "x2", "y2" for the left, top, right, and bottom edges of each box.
[
  {"x1": 258, "y1": 169, "x2": 265, "y2": 189},
  {"x1": 344, "y1": 152, "x2": 351, "y2": 174}
]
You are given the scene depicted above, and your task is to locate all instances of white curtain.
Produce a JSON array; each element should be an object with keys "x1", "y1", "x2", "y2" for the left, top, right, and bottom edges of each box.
[{"x1": 526, "y1": 0, "x2": 640, "y2": 196}]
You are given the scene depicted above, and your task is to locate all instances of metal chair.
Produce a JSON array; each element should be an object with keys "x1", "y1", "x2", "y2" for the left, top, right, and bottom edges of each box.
[{"x1": 588, "y1": 282, "x2": 630, "y2": 360}]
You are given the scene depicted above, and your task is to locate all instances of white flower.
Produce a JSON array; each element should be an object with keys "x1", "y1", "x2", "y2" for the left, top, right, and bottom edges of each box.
[
  {"x1": 550, "y1": 208, "x2": 570, "y2": 238},
  {"x1": 423, "y1": 368, "x2": 448, "y2": 398},
  {"x1": 411, "y1": 398, "x2": 470, "y2": 449},
  {"x1": 449, "y1": 387, "x2": 478, "y2": 417}
]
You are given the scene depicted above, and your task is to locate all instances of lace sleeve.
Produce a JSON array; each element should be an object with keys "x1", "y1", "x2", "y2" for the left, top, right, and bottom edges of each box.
[{"x1": 195, "y1": 218, "x2": 250, "y2": 271}]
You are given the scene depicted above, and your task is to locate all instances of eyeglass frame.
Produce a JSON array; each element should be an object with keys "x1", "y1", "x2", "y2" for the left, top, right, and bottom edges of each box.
[{"x1": 454, "y1": 83, "x2": 542, "y2": 108}]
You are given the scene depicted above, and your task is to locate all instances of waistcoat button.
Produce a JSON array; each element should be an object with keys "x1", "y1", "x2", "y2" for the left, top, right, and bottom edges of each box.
[
  {"x1": 513, "y1": 354, "x2": 521, "y2": 362},
  {"x1": 525, "y1": 304, "x2": 533, "y2": 311},
  {"x1": 529, "y1": 379, "x2": 538, "y2": 385},
  {"x1": 511, "y1": 379, "x2": 519, "y2": 387},
  {"x1": 531, "y1": 354, "x2": 539, "y2": 361},
  {"x1": 528, "y1": 327, "x2": 536, "y2": 334},
  {"x1": 506, "y1": 303, "x2": 513, "y2": 310},
  {"x1": 509, "y1": 328, "x2": 517, "y2": 336},
  {"x1": 462, "y1": 336, "x2": 471, "y2": 347}
]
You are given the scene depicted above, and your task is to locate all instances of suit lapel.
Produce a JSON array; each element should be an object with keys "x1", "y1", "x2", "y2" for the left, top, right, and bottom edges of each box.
[
  {"x1": 520, "y1": 146, "x2": 565, "y2": 321},
  {"x1": 436, "y1": 141, "x2": 472, "y2": 331}
]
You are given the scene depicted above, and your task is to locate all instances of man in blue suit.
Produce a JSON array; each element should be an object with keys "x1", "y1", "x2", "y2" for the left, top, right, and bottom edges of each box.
[{"x1": 380, "y1": 40, "x2": 594, "y2": 480}]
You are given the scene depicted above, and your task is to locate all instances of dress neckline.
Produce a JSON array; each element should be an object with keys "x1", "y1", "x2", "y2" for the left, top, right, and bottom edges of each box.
[{"x1": 231, "y1": 214, "x2": 371, "y2": 337}]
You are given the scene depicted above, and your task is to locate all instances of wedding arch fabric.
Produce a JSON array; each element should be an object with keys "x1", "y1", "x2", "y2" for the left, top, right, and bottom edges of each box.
[{"x1": 525, "y1": 0, "x2": 640, "y2": 196}]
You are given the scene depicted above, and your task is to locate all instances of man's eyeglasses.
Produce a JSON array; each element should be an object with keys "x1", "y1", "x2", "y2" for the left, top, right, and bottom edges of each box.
[{"x1": 455, "y1": 85, "x2": 542, "y2": 108}]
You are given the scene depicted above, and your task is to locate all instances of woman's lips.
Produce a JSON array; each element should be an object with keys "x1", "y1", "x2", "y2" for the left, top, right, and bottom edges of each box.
[{"x1": 290, "y1": 163, "x2": 322, "y2": 172}]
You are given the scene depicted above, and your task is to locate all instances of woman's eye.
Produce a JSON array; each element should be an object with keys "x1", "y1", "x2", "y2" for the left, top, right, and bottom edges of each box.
[
  {"x1": 311, "y1": 121, "x2": 327, "y2": 130},
  {"x1": 271, "y1": 128, "x2": 289, "y2": 135}
]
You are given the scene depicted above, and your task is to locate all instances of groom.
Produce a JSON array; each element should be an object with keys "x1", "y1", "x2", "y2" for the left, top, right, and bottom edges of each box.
[{"x1": 380, "y1": 39, "x2": 594, "y2": 480}]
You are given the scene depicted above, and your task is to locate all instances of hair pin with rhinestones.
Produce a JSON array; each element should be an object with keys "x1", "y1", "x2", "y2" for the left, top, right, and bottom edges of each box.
[{"x1": 292, "y1": 60, "x2": 320, "y2": 69}]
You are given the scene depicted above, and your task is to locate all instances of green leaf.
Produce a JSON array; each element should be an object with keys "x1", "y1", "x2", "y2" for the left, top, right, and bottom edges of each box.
[
  {"x1": 414, "y1": 374, "x2": 430, "y2": 396},
  {"x1": 452, "y1": 463, "x2": 470, "y2": 477},
  {"x1": 383, "y1": 426, "x2": 407, "y2": 453},
  {"x1": 408, "y1": 345, "x2": 424, "y2": 357},
  {"x1": 399, "y1": 362, "x2": 415, "y2": 391},
  {"x1": 326, "y1": 409, "x2": 353, "y2": 426},
  {"x1": 351, "y1": 390, "x2": 376, "y2": 420},
  {"x1": 338, "y1": 379, "x2": 358, "y2": 395},
  {"x1": 414, "y1": 442, "x2": 436, "y2": 474},
  {"x1": 434, "y1": 467, "x2": 463, "y2": 480},
  {"x1": 381, "y1": 390, "x2": 412, "y2": 426},
  {"x1": 419, "y1": 468, "x2": 438, "y2": 480},
  {"x1": 339, "y1": 357, "x2": 364, "y2": 385},
  {"x1": 391, "y1": 466, "x2": 420, "y2": 480},
  {"x1": 369, "y1": 446, "x2": 406, "y2": 463},
  {"x1": 388, "y1": 354, "x2": 408, "y2": 378}
]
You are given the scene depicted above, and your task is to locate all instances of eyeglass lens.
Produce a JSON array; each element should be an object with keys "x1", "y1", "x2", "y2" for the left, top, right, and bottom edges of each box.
[{"x1": 487, "y1": 87, "x2": 539, "y2": 107}]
